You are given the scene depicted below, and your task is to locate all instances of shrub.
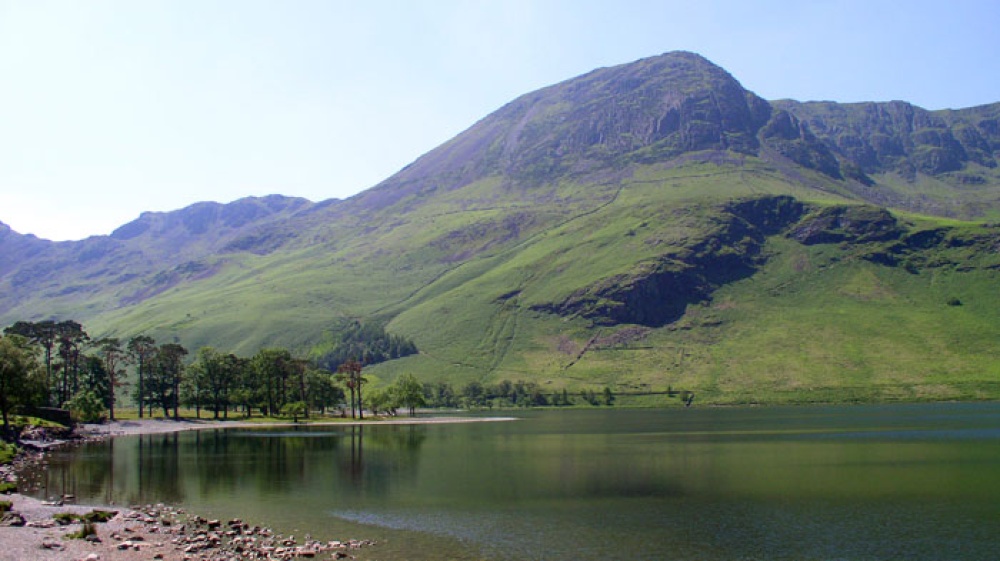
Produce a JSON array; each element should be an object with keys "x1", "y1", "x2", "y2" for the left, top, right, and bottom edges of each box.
[
  {"x1": 82, "y1": 510, "x2": 117, "y2": 523},
  {"x1": 54, "y1": 509, "x2": 118, "y2": 525},
  {"x1": 66, "y1": 521, "x2": 96, "y2": 539},
  {"x1": 280, "y1": 401, "x2": 307, "y2": 422},
  {"x1": 0, "y1": 442, "x2": 17, "y2": 465},
  {"x1": 66, "y1": 390, "x2": 107, "y2": 423}
]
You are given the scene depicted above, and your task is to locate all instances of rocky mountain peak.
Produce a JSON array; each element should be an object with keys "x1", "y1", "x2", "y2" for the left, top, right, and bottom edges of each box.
[{"x1": 360, "y1": 51, "x2": 773, "y2": 210}]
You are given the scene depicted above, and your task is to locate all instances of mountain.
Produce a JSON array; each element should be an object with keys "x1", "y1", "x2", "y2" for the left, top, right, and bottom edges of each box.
[{"x1": 4, "y1": 51, "x2": 1000, "y2": 404}]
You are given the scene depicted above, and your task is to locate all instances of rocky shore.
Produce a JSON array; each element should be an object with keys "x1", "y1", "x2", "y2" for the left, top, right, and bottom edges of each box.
[
  {"x1": 1, "y1": 493, "x2": 374, "y2": 560},
  {"x1": 1, "y1": 415, "x2": 513, "y2": 560},
  {"x1": 1, "y1": 418, "x2": 381, "y2": 561}
]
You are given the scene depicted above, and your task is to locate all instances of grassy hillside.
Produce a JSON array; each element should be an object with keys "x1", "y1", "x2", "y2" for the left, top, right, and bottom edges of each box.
[
  {"x1": 11, "y1": 155, "x2": 1000, "y2": 405},
  {"x1": 5, "y1": 51, "x2": 1000, "y2": 405},
  {"x1": 374, "y1": 213, "x2": 1000, "y2": 404}
]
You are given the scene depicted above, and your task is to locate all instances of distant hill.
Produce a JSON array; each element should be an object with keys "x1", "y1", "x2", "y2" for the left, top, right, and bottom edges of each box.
[{"x1": 4, "y1": 51, "x2": 1000, "y2": 404}]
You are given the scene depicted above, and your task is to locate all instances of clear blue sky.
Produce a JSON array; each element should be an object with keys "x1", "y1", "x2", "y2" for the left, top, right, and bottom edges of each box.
[{"x1": 2, "y1": 0, "x2": 998, "y2": 241}]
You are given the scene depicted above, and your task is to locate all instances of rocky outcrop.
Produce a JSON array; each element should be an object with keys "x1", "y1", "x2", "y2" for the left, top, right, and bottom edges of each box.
[
  {"x1": 542, "y1": 196, "x2": 808, "y2": 326},
  {"x1": 787, "y1": 205, "x2": 902, "y2": 245},
  {"x1": 773, "y1": 99, "x2": 1000, "y2": 179},
  {"x1": 539, "y1": 196, "x2": 1000, "y2": 327},
  {"x1": 760, "y1": 109, "x2": 843, "y2": 179}
]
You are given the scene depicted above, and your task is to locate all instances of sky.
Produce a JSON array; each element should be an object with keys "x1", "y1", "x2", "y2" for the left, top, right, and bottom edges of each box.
[{"x1": 1, "y1": 0, "x2": 999, "y2": 241}]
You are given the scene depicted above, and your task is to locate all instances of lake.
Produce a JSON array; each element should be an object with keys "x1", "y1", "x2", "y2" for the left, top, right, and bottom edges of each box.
[{"x1": 24, "y1": 403, "x2": 1000, "y2": 560}]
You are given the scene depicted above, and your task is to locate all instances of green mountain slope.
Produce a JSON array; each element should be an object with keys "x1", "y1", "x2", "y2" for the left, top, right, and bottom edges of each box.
[{"x1": 3, "y1": 52, "x2": 1000, "y2": 403}]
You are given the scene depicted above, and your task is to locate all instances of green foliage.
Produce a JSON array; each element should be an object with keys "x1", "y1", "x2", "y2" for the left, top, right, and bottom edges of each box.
[
  {"x1": 53, "y1": 512, "x2": 78, "y2": 525},
  {"x1": 279, "y1": 401, "x2": 307, "y2": 422},
  {"x1": 0, "y1": 334, "x2": 45, "y2": 439},
  {"x1": 66, "y1": 390, "x2": 107, "y2": 423},
  {"x1": 423, "y1": 382, "x2": 458, "y2": 408},
  {"x1": 82, "y1": 510, "x2": 117, "y2": 523},
  {"x1": 393, "y1": 373, "x2": 426, "y2": 416},
  {"x1": 55, "y1": 509, "x2": 117, "y2": 527},
  {"x1": 365, "y1": 387, "x2": 397, "y2": 416},
  {"x1": 0, "y1": 441, "x2": 16, "y2": 465},
  {"x1": 146, "y1": 343, "x2": 188, "y2": 419},
  {"x1": 3, "y1": 53, "x2": 1000, "y2": 414},
  {"x1": 313, "y1": 320, "x2": 417, "y2": 371},
  {"x1": 185, "y1": 347, "x2": 246, "y2": 419},
  {"x1": 5, "y1": 95, "x2": 1000, "y2": 410},
  {"x1": 0, "y1": 500, "x2": 11, "y2": 513},
  {"x1": 66, "y1": 521, "x2": 97, "y2": 540}
]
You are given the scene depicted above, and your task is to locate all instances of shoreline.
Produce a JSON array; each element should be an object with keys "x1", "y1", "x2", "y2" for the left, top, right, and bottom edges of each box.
[
  {"x1": 2, "y1": 415, "x2": 515, "y2": 561},
  {"x1": 78, "y1": 413, "x2": 519, "y2": 437}
]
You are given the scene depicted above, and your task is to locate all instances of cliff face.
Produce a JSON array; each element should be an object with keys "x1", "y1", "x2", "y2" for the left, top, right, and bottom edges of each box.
[{"x1": 773, "y1": 99, "x2": 1000, "y2": 180}]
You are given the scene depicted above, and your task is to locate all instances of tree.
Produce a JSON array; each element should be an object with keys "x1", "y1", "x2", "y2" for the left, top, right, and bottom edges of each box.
[
  {"x1": 164, "y1": 344, "x2": 188, "y2": 420},
  {"x1": 365, "y1": 387, "x2": 397, "y2": 416},
  {"x1": 4, "y1": 320, "x2": 58, "y2": 405},
  {"x1": 603, "y1": 386, "x2": 615, "y2": 406},
  {"x1": 232, "y1": 357, "x2": 264, "y2": 418},
  {"x1": 394, "y1": 374, "x2": 426, "y2": 417},
  {"x1": 306, "y1": 367, "x2": 344, "y2": 415},
  {"x1": 0, "y1": 335, "x2": 42, "y2": 440},
  {"x1": 336, "y1": 359, "x2": 365, "y2": 419},
  {"x1": 462, "y1": 381, "x2": 485, "y2": 408},
  {"x1": 424, "y1": 382, "x2": 457, "y2": 408},
  {"x1": 127, "y1": 335, "x2": 156, "y2": 418},
  {"x1": 148, "y1": 343, "x2": 187, "y2": 419},
  {"x1": 66, "y1": 390, "x2": 106, "y2": 423},
  {"x1": 77, "y1": 355, "x2": 110, "y2": 408},
  {"x1": 94, "y1": 338, "x2": 126, "y2": 421},
  {"x1": 54, "y1": 321, "x2": 88, "y2": 406},
  {"x1": 290, "y1": 358, "x2": 311, "y2": 418},
  {"x1": 251, "y1": 348, "x2": 295, "y2": 416},
  {"x1": 315, "y1": 320, "x2": 418, "y2": 371},
  {"x1": 189, "y1": 347, "x2": 240, "y2": 420},
  {"x1": 183, "y1": 350, "x2": 209, "y2": 418},
  {"x1": 280, "y1": 401, "x2": 307, "y2": 422}
]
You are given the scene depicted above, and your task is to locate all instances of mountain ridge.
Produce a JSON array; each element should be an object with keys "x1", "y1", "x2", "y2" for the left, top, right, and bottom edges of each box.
[
  {"x1": 5, "y1": 52, "x2": 999, "y2": 243},
  {"x1": 4, "y1": 51, "x2": 1000, "y2": 403}
]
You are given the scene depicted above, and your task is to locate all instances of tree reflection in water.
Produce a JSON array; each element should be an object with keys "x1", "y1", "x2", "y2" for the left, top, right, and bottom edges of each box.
[{"x1": 28, "y1": 424, "x2": 429, "y2": 507}]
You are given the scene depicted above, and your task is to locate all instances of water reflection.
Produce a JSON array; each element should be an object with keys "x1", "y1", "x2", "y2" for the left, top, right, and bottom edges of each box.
[
  {"x1": 31, "y1": 424, "x2": 429, "y2": 507},
  {"x1": 23, "y1": 406, "x2": 1000, "y2": 561}
]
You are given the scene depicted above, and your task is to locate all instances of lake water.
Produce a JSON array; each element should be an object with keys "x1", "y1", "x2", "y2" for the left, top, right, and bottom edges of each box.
[{"x1": 25, "y1": 403, "x2": 1000, "y2": 560}]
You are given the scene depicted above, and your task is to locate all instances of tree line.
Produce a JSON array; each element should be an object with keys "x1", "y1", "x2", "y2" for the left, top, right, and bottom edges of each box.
[
  {"x1": 422, "y1": 379, "x2": 615, "y2": 409},
  {"x1": 0, "y1": 319, "x2": 616, "y2": 440},
  {"x1": 0, "y1": 320, "x2": 366, "y2": 436}
]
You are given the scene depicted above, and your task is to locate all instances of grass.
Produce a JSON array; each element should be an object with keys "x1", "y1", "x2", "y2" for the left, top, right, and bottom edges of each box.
[
  {"x1": 373, "y1": 200, "x2": 1000, "y2": 404},
  {"x1": 0, "y1": 442, "x2": 16, "y2": 465},
  {"x1": 10, "y1": 156, "x2": 1000, "y2": 406}
]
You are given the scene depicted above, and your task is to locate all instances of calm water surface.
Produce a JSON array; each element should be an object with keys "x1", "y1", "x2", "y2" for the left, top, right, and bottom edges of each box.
[{"x1": 25, "y1": 403, "x2": 1000, "y2": 560}]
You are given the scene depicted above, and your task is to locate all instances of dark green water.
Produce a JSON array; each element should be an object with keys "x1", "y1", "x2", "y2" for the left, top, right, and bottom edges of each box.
[{"x1": 25, "y1": 404, "x2": 1000, "y2": 560}]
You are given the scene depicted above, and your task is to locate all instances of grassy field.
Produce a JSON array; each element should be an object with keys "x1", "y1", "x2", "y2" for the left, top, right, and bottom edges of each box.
[{"x1": 20, "y1": 157, "x2": 1000, "y2": 406}]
